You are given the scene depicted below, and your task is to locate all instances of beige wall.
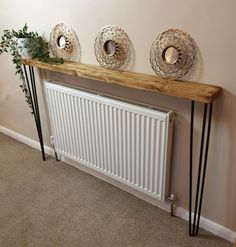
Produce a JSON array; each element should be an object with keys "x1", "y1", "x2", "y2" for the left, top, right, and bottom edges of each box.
[{"x1": 0, "y1": 0, "x2": 236, "y2": 232}]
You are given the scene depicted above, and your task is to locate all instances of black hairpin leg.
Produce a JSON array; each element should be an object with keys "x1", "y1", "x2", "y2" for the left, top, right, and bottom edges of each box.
[
  {"x1": 189, "y1": 101, "x2": 213, "y2": 236},
  {"x1": 23, "y1": 65, "x2": 46, "y2": 161}
]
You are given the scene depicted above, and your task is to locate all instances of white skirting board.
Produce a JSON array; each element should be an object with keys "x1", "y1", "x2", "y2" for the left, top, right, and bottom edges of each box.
[
  {"x1": 175, "y1": 207, "x2": 236, "y2": 243},
  {"x1": 0, "y1": 125, "x2": 235, "y2": 243},
  {"x1": 0, "y1": 125, "x2": 54, "y2": 157}
]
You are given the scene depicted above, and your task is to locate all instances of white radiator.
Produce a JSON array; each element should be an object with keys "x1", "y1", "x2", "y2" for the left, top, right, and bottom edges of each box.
[{"x1": 44, "y1": 81, "x2": 174, "y2": 202}]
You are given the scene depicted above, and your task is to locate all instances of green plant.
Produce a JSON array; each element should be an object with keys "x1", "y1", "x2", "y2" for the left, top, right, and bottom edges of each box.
[{"x1": 0, "y1": 24, "x2": 63, "y2": 111}]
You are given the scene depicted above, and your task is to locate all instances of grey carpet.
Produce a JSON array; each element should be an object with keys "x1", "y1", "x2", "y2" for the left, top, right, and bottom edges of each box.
[{"x1": 0, "y1": 132, "x2": 232, "y2": 247}]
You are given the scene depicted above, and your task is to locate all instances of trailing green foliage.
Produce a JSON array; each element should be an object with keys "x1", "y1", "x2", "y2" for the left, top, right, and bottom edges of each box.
[{"x1": 0, "y1": 24, "x2": 63, "y2": 111}]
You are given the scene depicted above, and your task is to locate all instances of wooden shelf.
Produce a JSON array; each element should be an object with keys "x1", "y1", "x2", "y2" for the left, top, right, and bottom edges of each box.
[{"x1": 22, "y1": 59, "x2": 221, "y2": 103}]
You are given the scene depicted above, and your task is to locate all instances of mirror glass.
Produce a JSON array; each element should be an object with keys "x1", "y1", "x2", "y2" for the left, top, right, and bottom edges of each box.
[
  {"x1": 104, "y1": 40, "x2": 116, "y2": 56},
  {"x1": 57, "y1": 36, "x2": 66, "y2": 48},
  {"x1": 163, "y1": 47, "x2": 179, "y2": 64}
]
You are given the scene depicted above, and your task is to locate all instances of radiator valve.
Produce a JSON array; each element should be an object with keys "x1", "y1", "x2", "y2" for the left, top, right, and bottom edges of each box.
[{"x1": 167, "y1": 194, "x2": 175, "y2": 216}]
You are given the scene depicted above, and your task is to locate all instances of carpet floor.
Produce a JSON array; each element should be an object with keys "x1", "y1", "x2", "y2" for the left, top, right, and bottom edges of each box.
[{"x1": 0, "y1": 132, "x2": 232, "y2": 247}]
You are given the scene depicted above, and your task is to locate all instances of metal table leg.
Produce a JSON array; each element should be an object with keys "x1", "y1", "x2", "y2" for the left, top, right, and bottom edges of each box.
[
  {"x1": 23, "y1": 65, "x2": 46, "y2": 161},
  {"x1": 189, "y1": 101, "x2": 213, "y2": 236}
]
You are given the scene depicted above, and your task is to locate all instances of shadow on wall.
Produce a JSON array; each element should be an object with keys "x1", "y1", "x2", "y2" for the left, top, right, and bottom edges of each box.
[
  {"x1": 207, "y1": 89, "x2": 236, "y2": 230},
  {"x1": 182, "y1": 43, "x2": 203, "y2": 82},
  {"x1": 120, "y1": 40, "x2": 135, "y2": 71}
]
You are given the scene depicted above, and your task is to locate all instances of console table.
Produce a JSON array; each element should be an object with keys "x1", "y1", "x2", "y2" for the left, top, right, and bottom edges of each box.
[{"x1": 22, "y1": 59, "x2": 221, "y2": 236}]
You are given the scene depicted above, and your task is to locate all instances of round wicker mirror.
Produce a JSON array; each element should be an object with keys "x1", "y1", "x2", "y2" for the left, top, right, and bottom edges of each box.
[
  {"x1": 49, "y1": 23, "x2": 80, "y2": 61},
  {"x1": 94, "y1": 25, "x2": 131, "y2": 69},
  {"x1": 150, "y1": 29, "x2": 195, "y2": 79}
]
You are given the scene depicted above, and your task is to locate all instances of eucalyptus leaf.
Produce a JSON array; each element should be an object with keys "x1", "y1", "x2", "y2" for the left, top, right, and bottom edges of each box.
[{"x1": 0, "y1": 23, "x2": 64, "y2": 112}]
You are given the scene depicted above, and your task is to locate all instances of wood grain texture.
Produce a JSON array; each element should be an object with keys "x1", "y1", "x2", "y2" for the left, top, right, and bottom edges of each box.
[{"x1": 22, "y1": 59, "x2": 221, "y2": 103}]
